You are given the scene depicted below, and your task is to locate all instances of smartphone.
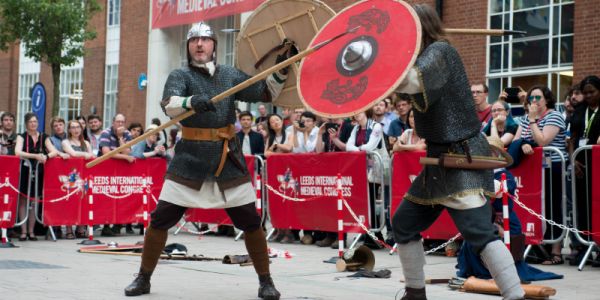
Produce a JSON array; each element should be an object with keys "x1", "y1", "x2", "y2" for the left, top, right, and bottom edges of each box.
[
  {"x1": 325, "y1": 123, "x2": 339, "y2": 131},
  {"x1": 504, "y1": 87, "x2": 521, "y2": 104}
]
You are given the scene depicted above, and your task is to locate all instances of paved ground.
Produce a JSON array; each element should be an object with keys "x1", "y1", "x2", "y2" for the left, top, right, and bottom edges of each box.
[{"x1": 1, "y1": 229, "x2": 598, "y2": 300}]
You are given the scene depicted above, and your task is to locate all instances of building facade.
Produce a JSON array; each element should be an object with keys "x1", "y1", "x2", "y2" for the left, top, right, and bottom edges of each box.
[{"x1": 0, "y1": 0, "x2": 598, "y2": 132}]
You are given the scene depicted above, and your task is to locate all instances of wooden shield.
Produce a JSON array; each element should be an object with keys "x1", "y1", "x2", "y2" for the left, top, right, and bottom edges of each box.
[
  {"x1": 236, "y1": 0, "x2": 335, "y2": 108},
  {"x1": 298, "y1": 0, "x2": 421, "y2": 118}
]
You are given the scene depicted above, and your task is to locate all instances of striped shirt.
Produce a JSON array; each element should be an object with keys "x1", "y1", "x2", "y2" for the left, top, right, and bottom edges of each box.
[{"x1": 519, "y1": 110, "x2": 566, "y2": 162}]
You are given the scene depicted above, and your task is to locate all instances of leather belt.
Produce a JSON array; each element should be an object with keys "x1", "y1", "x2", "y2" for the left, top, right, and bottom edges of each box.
[{"x1": 181, "y1": 125, "x2": 236, "y2": 177}]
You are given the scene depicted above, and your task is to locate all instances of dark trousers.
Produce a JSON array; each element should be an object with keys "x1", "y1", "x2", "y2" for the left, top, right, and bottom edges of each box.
[
  {"x1": 392, "y1": 199, "x2": 498, "y2": 254},
  {"x1": 150, "y1": 201, "x2": 261, "y2": 232}
]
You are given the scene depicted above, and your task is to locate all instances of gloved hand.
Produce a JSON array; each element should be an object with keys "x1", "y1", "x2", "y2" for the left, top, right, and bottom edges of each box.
[
  {"x1": 190, "y1": 95, "x2": 216, "y2": 113},
  {"x1": 275, "y1": 39, "x2": 298, "y2": 75}
]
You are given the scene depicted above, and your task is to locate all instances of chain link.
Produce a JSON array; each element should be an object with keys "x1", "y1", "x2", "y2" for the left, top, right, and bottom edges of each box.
[{"x1": 423, "y1": 233, "x2": 462, "y2": 255}]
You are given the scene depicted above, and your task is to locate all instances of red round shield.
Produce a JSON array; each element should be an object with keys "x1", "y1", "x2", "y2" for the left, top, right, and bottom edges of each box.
[{"x1": 298, "y1": 0, "x2": 421, "y2": 118}]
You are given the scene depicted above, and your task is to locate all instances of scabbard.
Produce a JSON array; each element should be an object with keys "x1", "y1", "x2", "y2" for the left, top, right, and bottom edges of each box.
[{"x1": 420, "y1": 154, "x2": 508, "y2": 170}]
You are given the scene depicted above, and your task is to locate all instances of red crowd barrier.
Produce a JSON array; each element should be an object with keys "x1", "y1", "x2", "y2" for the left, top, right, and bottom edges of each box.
[
  {"x1": 43, "y1": 158, "x2": 166, "y2": 226},
  {"x1": 592, "y1": 145, "x2": 600, "y2": 245},
  {"x1": 0, "y1": 156, "x2": 21, "y2": 230},
  {"x1": 184, "y1": 155, "x2": 258, "y2": 226},
  {"x1": 509, "y1": 149, "x2": 544, "y2": 244},
  {"x1": 266, "y1": 152, "x2": 369, "y2": 233},
  {"x1": 390, "y1": 150, "x2": 544, "y2": 244}
]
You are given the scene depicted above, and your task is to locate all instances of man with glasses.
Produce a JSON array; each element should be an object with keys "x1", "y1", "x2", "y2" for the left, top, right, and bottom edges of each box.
[
  {"x1": 99, "y1": 113, "x2": 134, "y2": 237},
  {"x1": 471, "y1": 83, "x2": 491, "y2": 129}
]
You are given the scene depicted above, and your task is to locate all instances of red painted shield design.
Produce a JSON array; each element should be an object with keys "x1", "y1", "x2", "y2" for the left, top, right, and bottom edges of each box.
[{"x1": 298, "y1": 0, "x2": 421, "y2": 118}]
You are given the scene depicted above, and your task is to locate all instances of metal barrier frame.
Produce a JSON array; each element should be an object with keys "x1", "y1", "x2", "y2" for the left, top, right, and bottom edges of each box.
[
  {"x1": 523, "y1": 147, "x2": 568, "y2": 259},
  {"x1": 570, "y1": 145, "x2": 597, "y2": 271}
]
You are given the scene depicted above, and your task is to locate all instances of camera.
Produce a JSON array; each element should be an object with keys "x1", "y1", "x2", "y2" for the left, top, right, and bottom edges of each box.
[
  {"x1": 325, "y1": 122, "x2": 339, "y2": 131},
  {"x1": 504, "y1": 87, "x2": 521, "y2": 104},
  {"x1": 298, "y1": 120, "x2": 305, "y2": 128}
]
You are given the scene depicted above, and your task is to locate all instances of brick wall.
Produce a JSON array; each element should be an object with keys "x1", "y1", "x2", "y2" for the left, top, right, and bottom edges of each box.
[
  {"x1": 573, "y1": 0, "x2": 600, "y2": 83},
  {"x1": 117, "y1": 0, "x2": 150, "y2": 126},
  {"x1": 0, "y1": 44, "x2": 19, "y2": 114},
  {"x1": 82, "y1": 1, "x2": 107, "y2": 123}
]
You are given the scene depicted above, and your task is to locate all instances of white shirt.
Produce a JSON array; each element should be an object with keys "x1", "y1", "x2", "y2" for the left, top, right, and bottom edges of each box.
[{"x1": 292, "y1": 127, "x2": 319, "y2": 153}]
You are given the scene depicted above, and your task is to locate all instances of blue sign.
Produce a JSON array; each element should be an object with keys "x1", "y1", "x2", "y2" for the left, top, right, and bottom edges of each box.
[
  {"x1": 31, "y1": 82, "x2": 47, "y2": 131},
  {"x1": 138, "y1": 73, "x2": 147, "y2": 90}
]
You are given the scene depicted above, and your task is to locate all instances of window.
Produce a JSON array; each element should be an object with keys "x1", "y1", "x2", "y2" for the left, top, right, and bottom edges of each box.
[
  {"x1": 107, "y1": 0, "x2": 121, "y2": 27},
  {"x1": 59, "y1": 67, "x2": 83, "y2": 122},
  {"x1": 487, "y1": 0, "x2": 574, "y2": 103},
  {"x1": 17, "y1": 73, "x2": 39, "y2": 133},
  {"x1": 103, "y1": 64, "x2": 119, "y2": 128}
]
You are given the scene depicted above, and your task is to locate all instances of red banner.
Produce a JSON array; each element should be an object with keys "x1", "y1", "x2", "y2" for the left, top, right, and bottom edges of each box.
[
  {"x1": 43, "y1": 158, "x2": 166, "y2": 226},
  {"x1": 266, "y1": 152, "x2": 369, "y2": 233},
  {"x1": 390, "y1": 151, "x2": 458, "y2": 240},
  {"x1": 0, "y1": 156, "x2": 22, "y2": 228},
  {"x1": 592, "y1": 146, "x2": 600, "y2": 245},
  {"x1": 184, "y1": 155, "x2": 257, "y2": 225},
  {"x1": 152, "y1": 0, "x2": 264, "y2": 29},
  {"x1": 509, "y1": 149, "x2": 544, "y2": 244}
]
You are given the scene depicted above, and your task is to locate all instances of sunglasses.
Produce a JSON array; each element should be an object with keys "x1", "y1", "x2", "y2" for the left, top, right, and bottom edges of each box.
[{"x1": 528, "y1": 95, "x2": 542, "y2": 103}]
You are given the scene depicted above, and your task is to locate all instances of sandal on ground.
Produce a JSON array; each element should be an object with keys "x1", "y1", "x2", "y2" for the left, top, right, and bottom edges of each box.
[
  {"x1": 75, "y1": 231, "x2": 87, "y2": 239},
  {"x1": 65, "y1": 232, "x2": 76, "y2": 240},
  {"x1": 19, "y1": 235, "x2": 27, "y2": 242},
  {"x1": 28, "y1": 234, "x2": 38, "y2": 241},
  {"x1": 541, "y1": 254, "x2": 564, "y2": 265}
]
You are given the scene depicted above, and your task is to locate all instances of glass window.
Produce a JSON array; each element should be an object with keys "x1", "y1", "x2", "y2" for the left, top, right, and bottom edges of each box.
[
  {"x1": 487, "y1": 0, "x2": 572, "y2": 103},
  {"x1": 513, "y1": 8, "x2": 549, "y2": 37},
  {"x1": 17, "y1": 73, "x2": 39, "y2": 133},
  {"x1": 514, "y1": 0, "x2": 549, "y2": 10},
  {"x1": 512, "y1": 39, "x2": 549, "y2": 69},
  {"x1": 108, "y1": 0, "x2": 121, "y2": 27},
  {"x1": 103, "y1": 64, "x2": 118, "y2": 128},
  {"x1": 59, "y1": 68, "x2": 83, "y2": 122}
]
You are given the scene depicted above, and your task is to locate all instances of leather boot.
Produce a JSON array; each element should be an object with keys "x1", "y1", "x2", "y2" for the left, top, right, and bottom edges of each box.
[
  {"x1": 123, "y1": 225, "x2": 168, "y2": 296},
  {"x1": 400, "y1": 287, "x2": 427, "y2": 300},
  {"x1": 258, "y1": 274, "x2": 281, "y2": 300},
  {"x1": 124, "y1": 268, "x2": 152, "y2": 296}
]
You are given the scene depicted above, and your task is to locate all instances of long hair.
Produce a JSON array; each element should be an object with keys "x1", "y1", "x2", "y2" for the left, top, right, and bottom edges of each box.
[
  {"x1": 67, "y1": 120, "x2": 88, "y2": 152},
  {"x1": 413, "y1": 4, "x2": 447, "y2": 51},
  {"x1": 266, "y1": 114, "x2": 285, "y2": 147}
]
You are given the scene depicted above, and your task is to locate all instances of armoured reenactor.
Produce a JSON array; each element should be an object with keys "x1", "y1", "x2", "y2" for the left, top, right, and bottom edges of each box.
[
  {"x1": 391, "y1": 5, "x2": 525, "y2": 300},
  {"x1": 124, "y1": 22, "x2": 288, "y2": 300}
]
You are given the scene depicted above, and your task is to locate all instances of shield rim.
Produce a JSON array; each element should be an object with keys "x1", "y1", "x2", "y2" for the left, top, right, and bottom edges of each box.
[
  {"x1": 297, "y1": 0, "x2": 422, "y2": 118},
  {"x1": 235, "y1": 0, "x2": 336, "y2": 108}
]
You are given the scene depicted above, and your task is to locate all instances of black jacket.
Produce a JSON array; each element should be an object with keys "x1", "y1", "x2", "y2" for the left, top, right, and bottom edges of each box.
[
  {"x1": 236, "y1": 130, "x2": 265, "y2": 155},
  {"x1": 570, "y1": 103, "x2": 600, "y2": 148}
]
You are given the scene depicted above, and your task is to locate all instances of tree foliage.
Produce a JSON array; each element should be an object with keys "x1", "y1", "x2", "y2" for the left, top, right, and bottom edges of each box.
[{"x1": 0, "y1": 0, "x2": 101, "y2": 116}]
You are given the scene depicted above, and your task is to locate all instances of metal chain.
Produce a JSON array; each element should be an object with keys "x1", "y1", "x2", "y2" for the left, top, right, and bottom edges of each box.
[
  {"x1": 423, "y1": 233, "x2": 462, "y2": 255},
  {"x1": 511, "y1": 194, "x2": 600, "y2": 237}
]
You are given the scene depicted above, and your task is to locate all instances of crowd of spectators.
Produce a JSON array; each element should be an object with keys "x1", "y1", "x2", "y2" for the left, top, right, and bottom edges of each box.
[{"x1": 0, "y1": 111, "x2": 175, "y2": 240}]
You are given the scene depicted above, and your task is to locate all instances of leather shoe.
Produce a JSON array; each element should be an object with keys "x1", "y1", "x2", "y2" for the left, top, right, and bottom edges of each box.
[
  {"x1": 258, "y1": 274, "x2": 280, "y2": 300},
  {"x1": 401, "y1": 287, "x2": 427, "y2": 300},
  {"x1": 124, "y1": 269, "x2": 152, "y2": 296},
  {"x1": 300, "y1": 234, "x2": 314, "y2": 245},
  {"x1": 315, "y1": 236, "x2": 335, "y2": 247}
]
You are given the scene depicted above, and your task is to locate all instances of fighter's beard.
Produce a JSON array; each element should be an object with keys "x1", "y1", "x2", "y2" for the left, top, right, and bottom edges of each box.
[{"x1": 190, "y1": 60, "x2": 216, "y2": 77}]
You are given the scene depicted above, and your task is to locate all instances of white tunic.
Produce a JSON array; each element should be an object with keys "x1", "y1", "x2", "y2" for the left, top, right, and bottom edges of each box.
[{"x1": 159, "y1": 179, "x2": 254, "y2": 209}]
